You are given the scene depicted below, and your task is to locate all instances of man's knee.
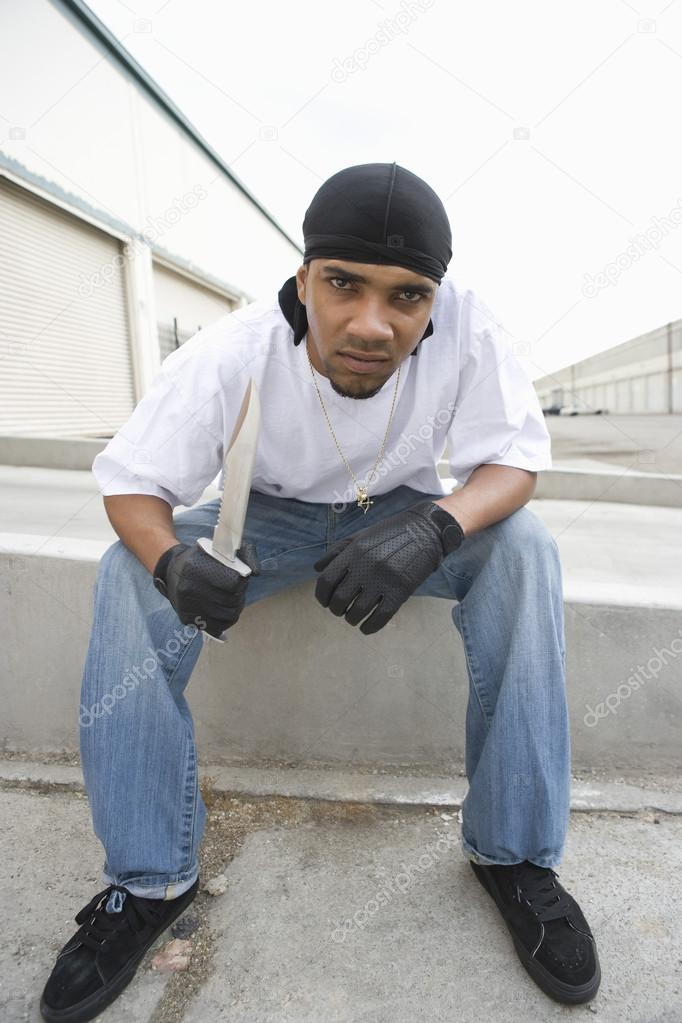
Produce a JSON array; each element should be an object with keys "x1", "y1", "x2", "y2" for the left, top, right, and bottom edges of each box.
[
  {"x1": 491, "y1": 506, "x2": 556, "y2": 559},
  {"x1": 96, "y1": 539, "x2": 143, "y2": 586}
]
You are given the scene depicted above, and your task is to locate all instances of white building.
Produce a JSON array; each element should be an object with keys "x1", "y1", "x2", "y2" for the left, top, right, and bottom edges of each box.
[
  {"x1": 0, "y1": 0, "x2": 302, "y2": 438},
  {"x1": 534, "y1": 318, "x2": 682, "y2": 415}
]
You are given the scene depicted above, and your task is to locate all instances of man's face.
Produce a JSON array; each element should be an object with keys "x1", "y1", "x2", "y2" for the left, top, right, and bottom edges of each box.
[{"x1": 295, "y1": 258, "x2": 437, "y2": 399}]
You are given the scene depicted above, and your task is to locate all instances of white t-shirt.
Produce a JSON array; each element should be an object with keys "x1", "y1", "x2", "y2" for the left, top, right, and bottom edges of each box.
[{"x1": 92, "y1": 274, "x2": 552, "y2": 508}]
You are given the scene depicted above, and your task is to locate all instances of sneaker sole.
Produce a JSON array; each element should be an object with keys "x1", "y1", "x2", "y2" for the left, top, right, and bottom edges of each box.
[
  {"x1": 39, "y1": 877, "x2": 200, "y2": 1023},
  {"x1": 470, "y1": 861, "x2": 601, "y2": 1005}
]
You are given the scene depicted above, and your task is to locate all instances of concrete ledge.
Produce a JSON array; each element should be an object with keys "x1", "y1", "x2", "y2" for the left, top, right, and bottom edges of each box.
[
  {"x1": 1, "y1": 531, "x2": 681, "y2": 774},
  {"x1": 0, "y1": 434, "x2": 107, "y2": 471},
  {"x1": 2, "y1": 758, "x2": 681, "y2": 813},
  {"x1": 535, "y1": 466, "x2": 682, "y2": 508},
  {"x1": 437, "y1": 459, "x2": 682, "y2": 509}
]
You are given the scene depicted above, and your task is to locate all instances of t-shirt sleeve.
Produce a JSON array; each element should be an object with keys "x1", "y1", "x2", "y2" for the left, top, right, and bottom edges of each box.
[
  {"x1": 91, "y1": 338, "x2": 226, "y2": 510},
  {"x1": 446, "y1": 290, "x2": 552, "y2": 486}
]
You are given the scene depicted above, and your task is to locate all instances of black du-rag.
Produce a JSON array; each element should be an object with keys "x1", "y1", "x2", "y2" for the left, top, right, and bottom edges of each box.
[{"x1": 278, "y1": 162, "x2": 453, "y2": 356}]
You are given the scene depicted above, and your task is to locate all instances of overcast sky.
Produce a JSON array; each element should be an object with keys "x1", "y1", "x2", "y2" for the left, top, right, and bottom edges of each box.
[{"x1": 84, "y1": 0, "x2": 682, "y2": 379}]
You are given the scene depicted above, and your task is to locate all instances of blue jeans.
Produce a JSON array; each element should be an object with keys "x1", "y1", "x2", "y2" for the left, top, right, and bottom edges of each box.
[{"x1": 79, "y1": 485, "x2": 570, "y2": 901}]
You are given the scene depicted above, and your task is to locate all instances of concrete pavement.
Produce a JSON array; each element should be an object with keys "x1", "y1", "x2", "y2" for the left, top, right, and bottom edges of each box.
[
  {"x1": 545, "y1": 414, "x2": 682, "y2": 476},
  {"x1": 1, "y1": 781, "x2": 680, "y2": 1023}
]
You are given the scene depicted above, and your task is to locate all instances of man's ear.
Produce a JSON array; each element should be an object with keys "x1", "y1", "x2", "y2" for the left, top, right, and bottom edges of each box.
[{"x1": 295, "y1": 264, "x2": 307, "y2": 304}]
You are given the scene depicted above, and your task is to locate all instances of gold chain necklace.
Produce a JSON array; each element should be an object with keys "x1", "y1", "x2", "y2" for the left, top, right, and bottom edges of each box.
[{"x1": 306, "y1": 337, "x2": 401, "y2": 513}]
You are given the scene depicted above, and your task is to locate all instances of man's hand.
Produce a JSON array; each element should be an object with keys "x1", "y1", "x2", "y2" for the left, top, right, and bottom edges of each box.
[
  {"x1": 313, "y1": 501, "x2": 464, "y2": 635},
  {"x1": 153, "y1": 541, "x2": 260, "y2": 638}
]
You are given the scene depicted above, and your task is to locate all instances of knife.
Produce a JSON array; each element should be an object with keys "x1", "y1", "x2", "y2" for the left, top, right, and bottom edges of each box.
[{"x1": 196, "y1": 376, "x2": 261, "y2": 644}]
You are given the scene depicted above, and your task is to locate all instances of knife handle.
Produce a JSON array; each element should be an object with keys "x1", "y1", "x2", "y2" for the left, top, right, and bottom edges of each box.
[
  {"x1": 196, "y1": 537, "x2": 254, "y2": 576},
  {"x1": 195, "y1": 537, "x2": 253, "y2": 645}
]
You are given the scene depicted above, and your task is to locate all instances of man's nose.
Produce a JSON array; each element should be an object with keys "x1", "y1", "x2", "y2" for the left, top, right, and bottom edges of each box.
[{"x1": 346, "y1": 298, "x2": 394, "y2": 343}]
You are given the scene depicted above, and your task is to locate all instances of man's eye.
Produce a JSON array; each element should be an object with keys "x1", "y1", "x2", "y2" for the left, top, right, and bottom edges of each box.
[{"x1": 329, "y1": 278, "x2": 423, "y2": 303}]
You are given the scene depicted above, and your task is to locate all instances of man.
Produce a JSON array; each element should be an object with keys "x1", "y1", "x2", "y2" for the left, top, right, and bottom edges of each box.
[{"x1": 40, "y1": 162, "x2": 600, "y2": 1021}]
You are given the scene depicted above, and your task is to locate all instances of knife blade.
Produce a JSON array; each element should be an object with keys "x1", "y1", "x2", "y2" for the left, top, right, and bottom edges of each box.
[{"x1": 196, "y1": 376, "x2": 261, "y2": 644}]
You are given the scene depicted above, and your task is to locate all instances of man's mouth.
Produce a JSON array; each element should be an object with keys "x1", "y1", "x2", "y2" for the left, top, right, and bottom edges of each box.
[{"x1": 338, "y1": 351, "x2": 390, "y2": 374}]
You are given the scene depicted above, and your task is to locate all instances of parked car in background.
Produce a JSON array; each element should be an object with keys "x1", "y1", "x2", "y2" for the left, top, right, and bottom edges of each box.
[{"x1": 542, "y1": 404, "x2": 608, "y2": 416}]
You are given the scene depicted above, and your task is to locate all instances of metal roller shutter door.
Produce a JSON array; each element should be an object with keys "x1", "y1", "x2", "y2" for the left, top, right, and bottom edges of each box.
[{"x1": 0, "y1": 176, "x2": 135, "y2": 437}]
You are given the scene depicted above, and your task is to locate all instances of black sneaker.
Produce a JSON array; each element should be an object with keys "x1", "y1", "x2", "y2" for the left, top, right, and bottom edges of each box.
[
  {"x1": 470, "y1": 859, "x2": 601, "y2": 1004},
  {"x1": 40, "y1": 878, "x2": 200, "y2": 1022}
]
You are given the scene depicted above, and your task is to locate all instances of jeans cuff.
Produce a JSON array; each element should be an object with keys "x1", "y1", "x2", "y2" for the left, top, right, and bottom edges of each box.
[
  {"x1": 100, "y1": 867, "x2": 199, "y2": 900},
  {"x1": 460, "y1": 832, "x2": 560, "y2": 869}
]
